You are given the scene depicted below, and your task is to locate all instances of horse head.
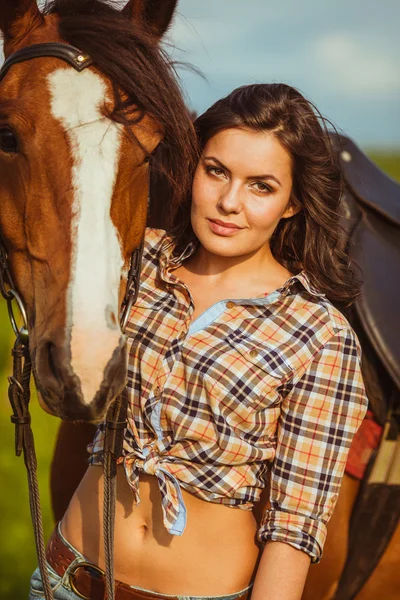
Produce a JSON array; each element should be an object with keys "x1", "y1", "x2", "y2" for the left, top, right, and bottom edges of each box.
[{"x1": 0, "y1": 0, "x2": 196, "y2": 421}]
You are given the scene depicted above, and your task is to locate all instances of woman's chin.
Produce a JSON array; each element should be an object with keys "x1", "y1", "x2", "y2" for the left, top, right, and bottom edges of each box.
[{"x1": 197, "y1": 233, "x2": 249, "y2": 258}]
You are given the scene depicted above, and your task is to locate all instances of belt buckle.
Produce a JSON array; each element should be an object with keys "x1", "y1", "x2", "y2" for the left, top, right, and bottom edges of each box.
[{"x1": 69, "y1": 561, "x2": 106, "y2": 599}]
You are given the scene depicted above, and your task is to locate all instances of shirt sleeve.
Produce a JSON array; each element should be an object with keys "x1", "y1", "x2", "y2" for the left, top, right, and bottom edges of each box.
[{"x1": 257, "y1": 326, "x2": 368, "y2": 563}]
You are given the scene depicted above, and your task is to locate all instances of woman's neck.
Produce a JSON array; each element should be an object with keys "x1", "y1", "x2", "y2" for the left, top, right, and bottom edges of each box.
[{"x1": 181, "y1": 243, "x2": 292, "y2": 291}]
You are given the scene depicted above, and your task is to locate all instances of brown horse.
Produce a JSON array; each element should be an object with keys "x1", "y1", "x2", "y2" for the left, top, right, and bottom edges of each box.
[
  {"x1": 0, "y1": 0, "x2": 196, "y2": 423},
  {"x1": 1, "y1": 1, "x2": 399, "y2": 599}
]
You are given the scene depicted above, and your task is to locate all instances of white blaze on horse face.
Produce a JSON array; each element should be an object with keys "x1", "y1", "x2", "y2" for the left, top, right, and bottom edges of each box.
[{"x1": 48, "y1": 68, "x2": 124, "y2": 405}]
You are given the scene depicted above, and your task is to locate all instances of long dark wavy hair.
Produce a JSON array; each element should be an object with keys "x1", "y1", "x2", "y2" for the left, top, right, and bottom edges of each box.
[
  {"x1": 171, "y1": 83, "x2": 362, "y2": 307},
  {"x1": 43, "y1": 0, "x2": 198, "y2": 207}
]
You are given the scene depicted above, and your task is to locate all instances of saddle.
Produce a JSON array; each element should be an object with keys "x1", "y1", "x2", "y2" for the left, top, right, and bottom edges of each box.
[
  {"x1": 330, "y1": 134, "x2": 400, "y2": 600},
  {"x1": 332, "y1": 134, "x2": 400, "y2": 399}
]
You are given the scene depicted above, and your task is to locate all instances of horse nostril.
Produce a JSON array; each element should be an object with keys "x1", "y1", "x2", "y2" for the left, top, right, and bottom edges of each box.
[
  {"x1": 47, "y1": 342, "x2": 60, "y2": 381},
  {"x1": 35, "y1": 340, "x2": 66, "y2": 400}
]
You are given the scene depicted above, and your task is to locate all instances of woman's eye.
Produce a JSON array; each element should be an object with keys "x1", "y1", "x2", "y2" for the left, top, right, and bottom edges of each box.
[
  {"x1": 252, "y1": 181, "x2": 273, "y2": 194},
  {"x1": 205, "y1": 166, "x2": 225, "y2": 177},
  {"x1": 0, "y1": 127, "x2": 18, "y2": 153}
]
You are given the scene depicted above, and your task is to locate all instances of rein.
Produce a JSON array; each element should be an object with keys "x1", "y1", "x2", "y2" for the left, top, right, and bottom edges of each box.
[{"x1": 0, "y1": 43, "x2": 146, "y2": 600}]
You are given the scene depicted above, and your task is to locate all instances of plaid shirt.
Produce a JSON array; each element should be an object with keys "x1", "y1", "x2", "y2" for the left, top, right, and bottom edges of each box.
[{"x1": 89, "y1": 228, "x2": 368, "y2": 562}]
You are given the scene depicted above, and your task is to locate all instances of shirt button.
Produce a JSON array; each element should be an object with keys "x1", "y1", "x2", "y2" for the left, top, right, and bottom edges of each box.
[
  {"x1": 249, "y1": 349, "x2": 258, "y2": 358},
  {"x1": 226, "y1": 301, "x2": 235, "y2": 309},
  {"x1": 154, "y1": 386, "x2": 161, "y2": 396},
  {"x1": 178, "y1": 332, "x2": 186, "y2": 341}
]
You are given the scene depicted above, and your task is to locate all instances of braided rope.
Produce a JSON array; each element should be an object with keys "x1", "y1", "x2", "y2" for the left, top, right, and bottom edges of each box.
[
  {"x1": 104, "y1": 450, "x2": 117, "y2": 599},
  {"x1": 103, "y1": 392, "x2": 128, "y2": 600},
  {"x1": 8, "y1": 341, "x2": 54, "y2": 600}
]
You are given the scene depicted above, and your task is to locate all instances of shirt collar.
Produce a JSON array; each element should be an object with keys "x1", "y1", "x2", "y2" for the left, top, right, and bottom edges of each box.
[
  {"x1": 280, "y1": 270, "x2": 326, "y2": 299},
  {"x1": 159, "y1": 235, "x2": 325, "y2": 300},
  {"x1": 159, "y1": 234, "x2": 197, "y2": 273}
]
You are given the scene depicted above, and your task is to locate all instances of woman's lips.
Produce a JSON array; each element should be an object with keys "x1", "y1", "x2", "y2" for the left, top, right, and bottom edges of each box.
[{"x1": 207, "y1": 218, "x2": 243, "y2": 236}]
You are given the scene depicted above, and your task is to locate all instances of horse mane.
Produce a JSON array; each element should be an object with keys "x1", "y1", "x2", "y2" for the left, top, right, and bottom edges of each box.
[{"x1": 43, "y1": 0, "x2": 198, "y2": 210}]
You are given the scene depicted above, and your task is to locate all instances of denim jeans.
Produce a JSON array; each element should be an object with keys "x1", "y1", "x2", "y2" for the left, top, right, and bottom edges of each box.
[{"x1": 29, "y1": 524, "x2": 253, "y2": 599}]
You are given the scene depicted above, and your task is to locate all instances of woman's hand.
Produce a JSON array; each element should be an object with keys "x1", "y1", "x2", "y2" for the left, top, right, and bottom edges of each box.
[{"x1": 251, "y1": 541, "x2": 311, "y2": 600}]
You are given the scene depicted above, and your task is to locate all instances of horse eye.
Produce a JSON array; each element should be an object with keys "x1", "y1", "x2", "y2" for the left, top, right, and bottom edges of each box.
[{"x1": 0, "y1": 127, "x2": 18, "y2": 153}]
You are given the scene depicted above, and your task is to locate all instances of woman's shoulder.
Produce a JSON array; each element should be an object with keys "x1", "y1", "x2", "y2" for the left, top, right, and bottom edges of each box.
[
  {"x1": 293, "y1": 270, "x2": 355, "y2": 333},
  {"x1": 143, "y1": 227, "x2": 169, "y2": 252},
  {"x1": 141, "y1": 228, "x2": 171, "y2": 268},
  {"x1": 139, "y1": 228, "x2": 174, "y2": 290},
  {"x1": 257, "y1": 274, "x2": 362, "y2": 372}
]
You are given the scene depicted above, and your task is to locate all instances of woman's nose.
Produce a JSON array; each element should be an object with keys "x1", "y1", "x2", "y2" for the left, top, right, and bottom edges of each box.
[{"x1": 217, "y1": 184, "x2": 242, "y2": 214}]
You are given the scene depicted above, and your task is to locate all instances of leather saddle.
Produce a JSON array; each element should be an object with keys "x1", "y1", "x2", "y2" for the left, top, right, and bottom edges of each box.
[
  {"x1": 330, "y1": 134, "x2": 400, "y2": 600},
  {"x1": 331, "y1": 134, "x2": 400, "y2": 403}
]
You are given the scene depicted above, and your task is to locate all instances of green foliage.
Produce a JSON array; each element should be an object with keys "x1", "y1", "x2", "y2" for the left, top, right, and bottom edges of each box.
[{"x1": 367, "y1": 151, "x2": 400, "y2": 182}]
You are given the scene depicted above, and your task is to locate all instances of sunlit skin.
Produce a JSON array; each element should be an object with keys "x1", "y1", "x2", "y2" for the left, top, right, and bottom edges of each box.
[{"x1": 175, "y1": 127, "x2": 300, "y2": 315}]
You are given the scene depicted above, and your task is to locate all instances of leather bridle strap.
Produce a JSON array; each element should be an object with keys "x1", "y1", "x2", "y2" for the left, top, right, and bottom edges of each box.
[
  {"x1": 1, "y1": 42, "x2": 144, "y2": 600},
  {"x1": 0, "y1": 42, "x2": 93, "y2": 81}
]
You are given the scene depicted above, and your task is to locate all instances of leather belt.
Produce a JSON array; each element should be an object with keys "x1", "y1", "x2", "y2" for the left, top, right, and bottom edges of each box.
[{"x1": 46, "y1": 527, "x2": 252, "y2": 600}]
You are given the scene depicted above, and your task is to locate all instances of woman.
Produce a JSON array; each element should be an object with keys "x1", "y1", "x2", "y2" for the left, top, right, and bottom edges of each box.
[{"x1": 30, "y1": 83, "x2": 368, "y2": 600}]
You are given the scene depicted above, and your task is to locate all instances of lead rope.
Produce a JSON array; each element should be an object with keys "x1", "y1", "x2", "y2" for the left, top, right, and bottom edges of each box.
[
  {"x1": 103, "y1": 238, "x2": 145, "y2": 600},
  {"x1": 1, "y1": 242, "x2": 54, "y2": 600},
  {"x1": 9, "y1": 341, "x2": 54, "y2": 600},
  {"x1": 103, "y1": 394, "x2": 128, "y2": 599}
]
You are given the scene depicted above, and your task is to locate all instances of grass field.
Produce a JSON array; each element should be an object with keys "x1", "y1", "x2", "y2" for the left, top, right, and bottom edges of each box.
[{"x1": 0, "y1": 151, "x2": 399, "y2": 599}]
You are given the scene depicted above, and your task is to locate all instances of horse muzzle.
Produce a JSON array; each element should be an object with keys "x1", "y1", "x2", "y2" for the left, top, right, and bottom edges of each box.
[{"x1": 33, "y1": 336, "x2": 128, "y2": 421}]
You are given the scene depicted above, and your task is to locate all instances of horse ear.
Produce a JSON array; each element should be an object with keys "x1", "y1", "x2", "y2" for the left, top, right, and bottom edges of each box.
[
  {"x1": 122, "y1": 0, "x2": 178, "y2": 40},
  {"x1": 0, "y1": 0, "x2": 43, "y2": 52}
]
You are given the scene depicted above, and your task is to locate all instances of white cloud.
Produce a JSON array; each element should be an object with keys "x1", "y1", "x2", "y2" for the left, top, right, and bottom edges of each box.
[{"x1": 313, "y1": 32, "x2": 400, "y2": 95}]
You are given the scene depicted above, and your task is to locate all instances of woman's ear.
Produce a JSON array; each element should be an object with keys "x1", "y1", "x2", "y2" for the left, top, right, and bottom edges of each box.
[{"x1": 282, "y1": 202, "x2": 302, "y2": 219}]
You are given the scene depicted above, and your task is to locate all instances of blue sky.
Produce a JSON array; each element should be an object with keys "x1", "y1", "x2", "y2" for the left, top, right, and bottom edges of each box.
[
  {"x1": 2, "y1": 1, "x2": 399, "y2": 148},
  {"x1": 166, "y1": 0, "x2": 399, "y2": 148}
]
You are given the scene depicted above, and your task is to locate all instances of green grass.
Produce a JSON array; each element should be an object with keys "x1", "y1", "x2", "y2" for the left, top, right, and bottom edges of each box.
[
  {"x1": 366, "y1": 151, "x2": 400, "y2": 182},
  {"x1": 0, "y1": 149, "x2": 399, "y2": 599}
]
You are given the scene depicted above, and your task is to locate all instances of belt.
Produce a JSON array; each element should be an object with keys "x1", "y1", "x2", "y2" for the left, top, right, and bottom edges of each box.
[{"x1": 45, "y1": 527, "x2": 252, "y2": 600}]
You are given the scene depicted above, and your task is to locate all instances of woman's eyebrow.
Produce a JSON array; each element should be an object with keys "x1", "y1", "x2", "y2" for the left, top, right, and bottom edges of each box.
[
  {"x1": 203, "y1": 156, "x2": 230, "y2": 173},
  {"x1": 245, "y1": 173, "x2": 281, "y2": 186},
  {"x1": 203, "y1": 156, "x2": 281, "y2": 187}
]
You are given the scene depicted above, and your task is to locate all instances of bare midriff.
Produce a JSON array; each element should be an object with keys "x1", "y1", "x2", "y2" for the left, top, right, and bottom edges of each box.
[{"x1": 61, "y1": 465, "x2": 262, "y2": 596}]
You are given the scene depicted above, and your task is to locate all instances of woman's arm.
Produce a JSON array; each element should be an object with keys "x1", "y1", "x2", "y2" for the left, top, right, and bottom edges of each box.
[
  {"x1": 253, "y1": 325, "x2": 368, "y2": 593},
  {"x1": 252, "y1": 542, "x2": 310, "y2": 600}
]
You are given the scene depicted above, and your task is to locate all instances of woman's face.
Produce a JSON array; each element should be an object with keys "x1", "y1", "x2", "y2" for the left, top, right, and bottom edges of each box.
[{"x1": 191, "y1": 127, "x2": 298, "y2": 259}]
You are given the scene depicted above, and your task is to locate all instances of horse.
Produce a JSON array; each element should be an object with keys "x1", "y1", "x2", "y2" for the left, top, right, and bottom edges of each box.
[
  {"x1": 0, "y1": 0, "x2": 197, "y2": 423},
  {"x1": 0, "y1": 1, "x2": 197, "y2": 594},
  {"x1": 1, "y1": 1, "x2": 399, "y2": 598}
]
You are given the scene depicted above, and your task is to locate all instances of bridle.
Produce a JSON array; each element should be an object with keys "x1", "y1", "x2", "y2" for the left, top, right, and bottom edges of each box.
[{"x1": 0, "y1": 43, "x2": 147, "y2": 600}]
